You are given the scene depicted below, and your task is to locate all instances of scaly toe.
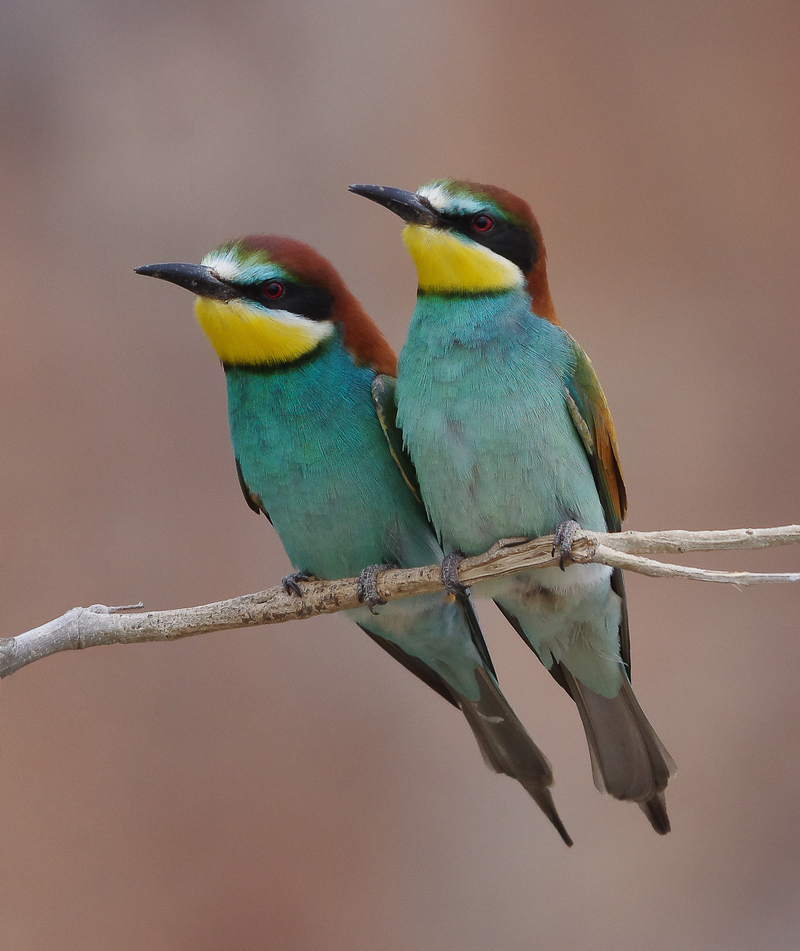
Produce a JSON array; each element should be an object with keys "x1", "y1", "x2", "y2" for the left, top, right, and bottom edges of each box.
[
  {"x1": 552, "y1": 520, "x2": 581, "y2": 571},
  {"x1": 441, "y1": 549, "x2": 468, "y2": 596},
  {"x1": 357, "y1": 563, "x2": 395, "y2": 615},
  {"x1": 282, "y1": 570, "x2": 314, "y2": 597}
]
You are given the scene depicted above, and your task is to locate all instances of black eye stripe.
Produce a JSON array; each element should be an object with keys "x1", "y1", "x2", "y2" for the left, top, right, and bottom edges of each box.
[
  {"x1": 440, "y1": 211, "x2": 537, "y2": 274},
  {"x1": 239, "y1": 280, "x2": 334, "y2": 322}
]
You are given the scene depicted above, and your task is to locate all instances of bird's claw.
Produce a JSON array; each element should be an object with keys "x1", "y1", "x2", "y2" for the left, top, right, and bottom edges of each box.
[
  {"x1": 552, "y1": 520, "x2": 581, "y2": 571},
  {"x1": 282, "y1": 570, "x2": 314, "y2": 597},
  {"x1": 357, "y1": 563, "x2": 395, "y2": 615},
  {"x1": 441, "y1": 549, "x2": 468, "y2": 596}
]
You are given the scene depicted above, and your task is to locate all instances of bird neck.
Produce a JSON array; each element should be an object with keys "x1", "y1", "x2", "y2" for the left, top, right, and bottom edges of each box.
[{"x1": 405, "y1": 286, "x2": 570, "y2": 363}]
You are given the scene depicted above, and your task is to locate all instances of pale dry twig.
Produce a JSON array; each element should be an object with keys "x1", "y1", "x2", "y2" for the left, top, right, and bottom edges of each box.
[{"x1": 1, "y1": 524, "x2": 798, "y2": 679}]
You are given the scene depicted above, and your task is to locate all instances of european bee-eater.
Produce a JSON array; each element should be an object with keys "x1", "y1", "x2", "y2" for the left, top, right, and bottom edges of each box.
[
  {"x1": 136, "y1": 236, "x2": 572, "y2": 844},
  {"x1": 350, "y1": 180, "x2": 675, "y2": 833}
]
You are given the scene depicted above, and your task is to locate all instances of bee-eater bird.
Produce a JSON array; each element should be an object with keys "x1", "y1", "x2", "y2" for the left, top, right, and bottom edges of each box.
[
  {"x1": 135, "y1": 236, "x2": 572, "y2": 844},
  {"x1": 350, "y1": 180, "x2": 675, "y2": 833}
]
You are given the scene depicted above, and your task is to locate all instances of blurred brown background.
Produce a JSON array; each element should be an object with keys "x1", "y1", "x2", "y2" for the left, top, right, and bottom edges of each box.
[{"x1": 1, "y1": 0, "x2": 799, "y2": 948}]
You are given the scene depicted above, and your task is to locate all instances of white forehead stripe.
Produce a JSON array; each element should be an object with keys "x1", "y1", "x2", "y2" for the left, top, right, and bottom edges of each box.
[
  {"x1": 202, "y1": 250, "x2": 286, "y2": 286},
  {"x1": 202, "y1": 252, "x2": 242, "y2": 282},
  {"x1": 418, "y1": 183, "x2": 493, "y2": 217}
]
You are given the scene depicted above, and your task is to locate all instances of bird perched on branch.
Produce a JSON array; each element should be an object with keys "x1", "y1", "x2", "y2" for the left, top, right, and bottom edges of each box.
[
  {"x1": 136, "y1": 236, "x2": 571, "y2": 844},
  {"x1": 350, "y1": 179, "x2": 675, "y2": 832}
]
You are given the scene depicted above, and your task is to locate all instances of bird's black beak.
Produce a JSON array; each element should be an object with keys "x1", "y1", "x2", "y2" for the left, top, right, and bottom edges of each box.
[
  {"x1": 349, "y1": 184, "x2": 439, "y2": 227},
  {"x1": 134, "y1": 262, "x2": 238, "y2": 301}
]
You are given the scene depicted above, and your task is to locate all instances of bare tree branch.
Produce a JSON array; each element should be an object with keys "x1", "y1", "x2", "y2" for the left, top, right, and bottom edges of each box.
[{"x1": 2, "y1": 524, "x2": 798, "y2": 679}]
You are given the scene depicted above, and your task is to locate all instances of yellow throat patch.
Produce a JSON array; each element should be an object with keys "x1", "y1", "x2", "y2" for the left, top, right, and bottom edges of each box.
[
  {"x1": 194, "y1": 297, "x2": 332, "y2": 366},
  {"x1": 402, "y1": 225, "x2": 523, "y2": 294}
]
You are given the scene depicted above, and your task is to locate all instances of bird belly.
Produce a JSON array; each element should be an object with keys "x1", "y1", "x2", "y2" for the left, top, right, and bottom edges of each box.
[
  {"x1": 397, "y1": 355, "x2": 607, "y2": 555},
  {"x1": 480, "y1": 566, "x2": 623, "y2": 696}
]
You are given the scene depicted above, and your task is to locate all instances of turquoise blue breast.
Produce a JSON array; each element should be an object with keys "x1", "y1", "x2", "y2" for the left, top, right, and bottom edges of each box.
[
  {"x1": 225, "y1": 332, "x2": 441, "y2": 580},
  {"x1": 396, "y1": 291, "x2": 608, "y2": 555}
]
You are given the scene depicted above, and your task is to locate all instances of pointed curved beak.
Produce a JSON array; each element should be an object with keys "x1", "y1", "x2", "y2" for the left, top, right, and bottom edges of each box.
[
  {"x1": 349, "y1": 184, "x2": 438, "y2": 227},
  {"x1": 134, "y1": 262, "x2": 238, "y2": 301}
]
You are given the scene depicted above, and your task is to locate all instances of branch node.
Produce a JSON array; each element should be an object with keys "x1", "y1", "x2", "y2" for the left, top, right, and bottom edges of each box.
[{"x1": 569, "y1": 531, "x2": 598, "y2": 563}]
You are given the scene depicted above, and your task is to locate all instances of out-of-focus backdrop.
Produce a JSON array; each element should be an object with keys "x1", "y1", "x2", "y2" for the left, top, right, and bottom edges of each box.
[{"x1": 1, "y1": 1, "x2": 799, "y2": 948}]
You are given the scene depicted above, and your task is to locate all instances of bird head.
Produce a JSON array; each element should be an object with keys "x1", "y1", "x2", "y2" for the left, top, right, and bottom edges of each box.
[
  {"x1": 349, "y1": 179, "x2": 556, "y2": 323},
  {"x1": 136, "y1": 236, "x2": 396, "y2": 372}
]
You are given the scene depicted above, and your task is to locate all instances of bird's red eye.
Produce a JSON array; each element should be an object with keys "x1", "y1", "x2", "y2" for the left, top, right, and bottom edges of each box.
[
  {"x1": 472, "y1": 214, "x2": 494, "y2": 232},
  {"x1": 262, "y1": 281, "x2": 284, "y2": 299}
]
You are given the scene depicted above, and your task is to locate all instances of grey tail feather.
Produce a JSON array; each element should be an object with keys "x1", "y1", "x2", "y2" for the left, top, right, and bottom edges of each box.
[
  {"x1": 639, "y1": 791, "x2": 671, "y2": 835},
  {"x1": 455, "y1": 666, "x2": 573, "y2": 846},
  {"x1": 556, "y1": 664, "x2": 676, "y2": 835}
]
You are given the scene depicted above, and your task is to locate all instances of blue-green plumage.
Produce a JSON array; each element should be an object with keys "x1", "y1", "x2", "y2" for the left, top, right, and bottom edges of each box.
[{"x1": 136, "y1": 235, "x2": 572, "y2": 844}]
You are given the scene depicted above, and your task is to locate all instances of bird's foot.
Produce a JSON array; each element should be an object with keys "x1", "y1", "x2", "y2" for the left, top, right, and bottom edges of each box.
[
  {"x1": 282, "y1": 570, "x2": 315, "y2": 597},
  {"x1": 441, "y1": 549, "x2": 468, "y2": 596},
  {"x1": 552, "y1": 520, "x2": 581, "y2": 571},
  {"x1": 357, "y1": 563, "x2": 396, "y2": 615}
]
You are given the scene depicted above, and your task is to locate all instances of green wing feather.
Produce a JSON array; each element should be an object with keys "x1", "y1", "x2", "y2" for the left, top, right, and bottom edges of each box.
[
  {"x1": 235, "y1": 456, "x2": 272, "y2": 524},
  {"x1": 370, "y1": 374, "x2": 422, "y2": 502},
  {"x1": 563, "y1": 338, "x2": 631, "y2": 675},
  {"x1": 563, "y1": 339, "x2": 627, "y2": 529}
]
